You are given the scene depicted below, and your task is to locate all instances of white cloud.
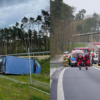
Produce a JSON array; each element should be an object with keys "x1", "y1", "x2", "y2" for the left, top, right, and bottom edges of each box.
[
  {"x1": 63, "y1": 0, "x2": 100, "y2": 15},
  {"x1": 0, "y1": 0, "x2": 49, "y2": 28}
]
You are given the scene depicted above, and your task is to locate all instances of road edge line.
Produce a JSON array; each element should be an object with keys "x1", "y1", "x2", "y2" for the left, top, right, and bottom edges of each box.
[
  {"x1": 93, "y1": 66, "x2": 100, "y2": 70},
  {"x1": 57, "y1": 67, "x2": 68, "y2": 100}
]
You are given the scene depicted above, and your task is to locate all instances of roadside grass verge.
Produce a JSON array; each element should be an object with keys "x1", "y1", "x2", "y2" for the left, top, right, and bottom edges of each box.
[
  {"x1": 0, "y1": 78, "x2": 50, "y2": 100},
  {"x1": 5, "y1": 74, "x2": 50, "y2": 84},
  {"x1": 69, "y1": 43, "x2": 87, "y2": 52},
  {"x1": 5, "y1": 57, "x2": 50, "y2": 83},
  {"x1": 38, "y1": 57, "x2": 50, "y2": 75},
  {"x1": 2, "y1": 58, "x2": 50, "y2": 94}
]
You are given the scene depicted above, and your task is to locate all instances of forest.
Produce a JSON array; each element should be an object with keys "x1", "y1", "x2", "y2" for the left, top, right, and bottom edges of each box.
[
  {"x1": 0, "y1": 10, "x2": 50, "y2": 55},
  {"x1": 50, "y1": 0, "x2": 100, "y2": 57},
  {"x1": 50, "y1": 0, "x2": 74, "y2": 57}
]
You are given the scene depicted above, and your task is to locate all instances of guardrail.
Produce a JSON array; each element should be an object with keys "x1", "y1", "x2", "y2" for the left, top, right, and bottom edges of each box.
[{"x1": 6, "y1": 51, "x2": 50, "y2": 56}]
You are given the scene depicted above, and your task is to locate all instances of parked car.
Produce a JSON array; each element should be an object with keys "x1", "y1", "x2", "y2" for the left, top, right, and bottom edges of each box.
[
  {"x1": 93, "y1": 53, "x2": 98, "y2": 64},
  {"x1": 64, "y1": 51, "x2": 69, "y2": 54}
]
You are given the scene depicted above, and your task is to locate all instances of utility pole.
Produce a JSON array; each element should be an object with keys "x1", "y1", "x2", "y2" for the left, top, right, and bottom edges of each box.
[{"x1": 28, "y1": 48, "x2": 32, "y2": 85}]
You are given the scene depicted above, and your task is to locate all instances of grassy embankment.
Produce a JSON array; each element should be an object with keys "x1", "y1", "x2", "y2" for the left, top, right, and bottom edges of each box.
[
  {"x1": 69, "y1": 43, "x2": 87, "y2": 52},
  {"x1": 0, "y1": 58, "x2": 50, "y2": 100}
]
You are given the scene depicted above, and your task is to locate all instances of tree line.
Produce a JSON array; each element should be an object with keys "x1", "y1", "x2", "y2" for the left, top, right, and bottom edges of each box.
[
  {"x1": 50, "y1": 0, "x2": 74, "y2": 57},
  {"x1": 0, "y1": 10, "x2": 50, "y2": 55},
  {"x1": 76, "y1": 12, "x2": 100, "y2": 33},
  {"x1": 50, "y1": 0, "x2": 100, "y2": 57},
  {"x1": 71, "y1": 10, "x2": 100, "y2": 42}
]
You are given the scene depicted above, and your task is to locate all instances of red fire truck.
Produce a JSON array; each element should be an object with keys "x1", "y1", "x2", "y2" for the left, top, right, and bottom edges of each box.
[{"x1": 98, "y1": 48, "x2": 100, "y2": 66}]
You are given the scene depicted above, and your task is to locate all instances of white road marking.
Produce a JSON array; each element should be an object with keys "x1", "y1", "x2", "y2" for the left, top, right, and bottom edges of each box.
[
  {"x1": 93, "y1": 66, "x2": 100, "y2": 70},
  {"x1": 50, "y1": 79, "x2": 52, "y2": 88},
  {"x1": 57, "y1": 67, "x2": 68, "y2": 100}
]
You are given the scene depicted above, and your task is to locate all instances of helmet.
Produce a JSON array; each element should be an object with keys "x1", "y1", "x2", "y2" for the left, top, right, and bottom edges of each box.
[{"x1": 66, "y1": 55, "x2": 68, "y2": 57}]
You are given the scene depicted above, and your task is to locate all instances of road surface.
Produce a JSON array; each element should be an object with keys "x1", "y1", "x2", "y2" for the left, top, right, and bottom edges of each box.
[{"x1": 50, "y1": 66, "x2": 100, "y2": 100}]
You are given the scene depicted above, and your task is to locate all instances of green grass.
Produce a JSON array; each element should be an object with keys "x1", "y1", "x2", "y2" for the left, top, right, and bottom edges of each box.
[
  {"x1": 3, "y1": 58, "x2": 50, "y2": 93},
  {"x1": 6, "y1": 74, "x2": 50, "y2": 84},
  {"x1": 4, "y1": 74, "x2": 50, "y2": 94},
  {"x1": 34, "y1": 57, "x2": 50, "y2": 76},
  {"x1": 30, "y1": 95, "x2": 44, "y2": 100},
  {"x1": 5, "y1": 58, "x2": 50, "y2": 83},
  {"x1": 69, "y1": 43, "x2": 87, "y2": 52},
  {"x1": 0, "y1": 78, "x2": 50, "y2": 100},
  {"x1": 0, "y1": 58, "x2": 50, "y2": 100}
]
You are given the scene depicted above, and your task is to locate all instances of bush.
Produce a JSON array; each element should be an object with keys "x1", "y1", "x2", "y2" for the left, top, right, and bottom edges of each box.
[{"x1": 34, "y1": 58, "x2": 50, "y2": 75}]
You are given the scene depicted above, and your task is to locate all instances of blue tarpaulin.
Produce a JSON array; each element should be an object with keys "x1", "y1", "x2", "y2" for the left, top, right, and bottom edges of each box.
[{"x1": 1, "y1": 56, "x2": 41, "y2": 74}]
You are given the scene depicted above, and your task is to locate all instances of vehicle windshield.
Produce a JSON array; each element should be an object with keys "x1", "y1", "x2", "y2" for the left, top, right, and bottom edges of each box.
[
  {"x1": 82, "y1": 49, "x2": 88, "y2": 55},
  {"x1": 72, "y1": 53, "x2": 83, "y2": 58}
]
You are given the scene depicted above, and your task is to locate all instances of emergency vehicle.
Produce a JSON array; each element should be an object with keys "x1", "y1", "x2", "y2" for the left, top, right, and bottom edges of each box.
[
  {"x1": 98, "y1": 48, "x2": 100, "y2": 66},
  {"x1": 89, "y1": 48, "x2": 94, "y2": 58},
  {"x1": 70, "y1": 50, "x2": 84, "y2": 67},
  {"x1": 74, "y1": 47, "x2": 94, "y2": 66}
]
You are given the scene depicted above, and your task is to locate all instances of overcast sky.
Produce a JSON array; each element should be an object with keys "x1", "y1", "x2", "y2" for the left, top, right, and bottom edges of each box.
[
  {"x1": 63, "y1": 0, "x2": 100, "y2": 16},
  {"x1": 0, "y1": 0, "x2": 49, "y2": 28}
]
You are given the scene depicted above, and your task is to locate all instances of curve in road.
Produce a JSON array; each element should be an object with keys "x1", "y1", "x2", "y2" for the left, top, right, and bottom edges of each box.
[{"x1": 51, "y1": 66, "x2": 100, "y2": 100}]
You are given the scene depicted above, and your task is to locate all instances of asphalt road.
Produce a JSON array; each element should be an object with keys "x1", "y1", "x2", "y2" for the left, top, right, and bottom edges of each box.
[{"x1": 50, "y1": 66, "x2": 100, "y2": 100}]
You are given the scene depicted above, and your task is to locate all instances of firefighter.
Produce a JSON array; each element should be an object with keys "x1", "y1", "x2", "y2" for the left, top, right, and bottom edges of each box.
[
  {"x1": 84, "y1": 52, "x2": 90, "y2": 69},
  {"x1": 76, "y1": 53, "x2": 84, "y2": 70},
  {"x1": 63, "y1": 54, "x2": 69, "y2": 67}
]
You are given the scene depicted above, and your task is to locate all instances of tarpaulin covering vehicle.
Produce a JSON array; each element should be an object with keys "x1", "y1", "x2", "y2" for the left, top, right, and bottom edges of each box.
[{"x1": 0, "y1": 56, "x2": 41, "y2": 74}]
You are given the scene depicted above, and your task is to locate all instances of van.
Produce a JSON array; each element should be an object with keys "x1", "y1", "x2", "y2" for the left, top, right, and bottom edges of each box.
[{"x1": 0, "y1": 56, "x2": 41, "y2": 74}]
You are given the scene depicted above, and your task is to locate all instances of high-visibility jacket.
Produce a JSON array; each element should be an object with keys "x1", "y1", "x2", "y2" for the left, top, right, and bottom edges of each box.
[{"x1": 63, "y1": 56, "x2": 68, "y2": 62}]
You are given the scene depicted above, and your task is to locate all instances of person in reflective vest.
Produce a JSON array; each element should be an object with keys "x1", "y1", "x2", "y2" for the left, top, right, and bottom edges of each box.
[{"x1": 63, "y1": 55, "x2": 69, "y2": 67}]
